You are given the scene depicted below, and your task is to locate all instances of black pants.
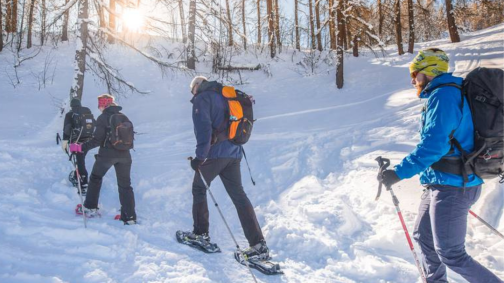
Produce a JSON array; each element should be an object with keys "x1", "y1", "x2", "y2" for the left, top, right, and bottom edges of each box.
[
  {"x1": 75, "y1": 151, "x2": 88, "y2": 186},
  {"x1": 84, "y1": 155, "x2": 136, "y2": 221},
  {"x1": 192, "y1": 158, "x2": 264, "y2": 246}
]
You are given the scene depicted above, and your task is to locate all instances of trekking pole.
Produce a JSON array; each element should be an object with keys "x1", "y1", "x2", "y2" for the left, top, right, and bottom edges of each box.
[
  {"x1": 469, "y1": 210, "x2": 504, "y2": 240},
  {"x1": 376, "y1": 156, "x2": 427, "y2": 283},
  {"x1": 188, "y1": 157, "x2": 258, "y2": 283},
  {"x1": 72, "y1": 127, "x2": 87, "y2": 228}
]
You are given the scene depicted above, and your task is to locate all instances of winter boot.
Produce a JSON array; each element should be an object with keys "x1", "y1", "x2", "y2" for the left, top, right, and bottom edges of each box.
[
  {"x1": 75, "y1": 204, "x2": 101, "y2": 218},
  {"x1": 176, "y1": 230, "x2": 221, "y2": 253},
  {"x1": 79, "y1": 184, "x2": 88, "y2": 196},
  {"x1": 242, "y1": 240, "x2": 270, "y2": 261}
]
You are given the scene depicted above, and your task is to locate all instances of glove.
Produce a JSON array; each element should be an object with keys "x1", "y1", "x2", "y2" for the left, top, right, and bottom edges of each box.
[
  {"x1": 69, "y1": 143, "x2": 83, "y2": 153},
  {"x1": 61, "y1": 140, "x2": 69, "y2": 153},
  {"x1": 378, "y1": 169, "x2": 401, "y2": 188},
  {"x1": 190, "y1": 158, "x2": 203, "y2": 171}
]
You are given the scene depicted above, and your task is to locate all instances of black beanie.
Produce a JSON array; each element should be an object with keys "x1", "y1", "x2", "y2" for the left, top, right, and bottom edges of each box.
[{"x1": 70, "y1": 98, "x2": 82, "y2": 108}]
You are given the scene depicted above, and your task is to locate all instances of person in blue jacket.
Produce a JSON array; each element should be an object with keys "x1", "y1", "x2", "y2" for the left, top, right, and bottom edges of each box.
[
  {"x1": 180, "y1": 76, "x2": 269, "y2": 260},
  {"x1": 378, "y1": 49, "x2": 502, "y2": 283}
]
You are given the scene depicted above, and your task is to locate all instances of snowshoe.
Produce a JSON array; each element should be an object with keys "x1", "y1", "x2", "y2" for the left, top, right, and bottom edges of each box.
[
  {"x1": 234, "y1": 242, "x2": 283, "y2": 275},
  {"x1": 176, "y1": 230, "x2": 221, "y2": 253},
  {"x1": 75, "y1": 204, "x2": 101, "y2": 218},
  {"x1": 69, "y1": 170, "x2": 78, "y2": 187},
  {"x1": 114, "y1": 214, "x2": 138, "y2": 225},
  {"x1": 78, "y1": 184, "x2": 87, "y2": 196}
]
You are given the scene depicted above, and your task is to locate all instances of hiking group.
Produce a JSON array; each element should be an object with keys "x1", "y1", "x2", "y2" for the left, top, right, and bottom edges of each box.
[{"x1": 60, "y1": 48, "x2": 503, "y2": 282}]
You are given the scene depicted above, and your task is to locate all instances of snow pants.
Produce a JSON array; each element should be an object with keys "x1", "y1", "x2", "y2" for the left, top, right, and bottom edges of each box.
[
  {"x1": 75, "y1": 151, "x2": 88, "y2": 186},
  {"x1": 413, "y1": 184, "x2": 503, "y2": 283},
  {"x1": 192, "y1": 158, "x2": 264, "y2": 246},
  {"x1": 84, "y1": 155, "x2": 136, "y2": 221}
]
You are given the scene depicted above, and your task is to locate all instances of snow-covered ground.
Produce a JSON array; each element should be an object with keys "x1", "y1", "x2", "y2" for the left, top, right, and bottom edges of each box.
[{"x1": 0, "y1": 24, "x2": 503, "y2": 283}]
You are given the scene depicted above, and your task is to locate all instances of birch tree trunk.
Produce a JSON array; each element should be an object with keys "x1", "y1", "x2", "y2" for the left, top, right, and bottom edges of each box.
[
  {"x1": 26, "y1": 0, "x2": 36, "y2": 48},
  {"x1": 308, "y1": 0, "x2": 315, "y2": 50},
  {"x1": 295, "y1": 0, "x2": 300, "y2": 50},
  {"x1": 328, "y1": 0, "x2": 336, "y2": 50},
  {"x1": 378, "y1": 0, "x2": 383, "y2": 37},
  {"x1": 225, "y1": 0, "x2": 233, "y2": 46},
  {"x1": 336, "y1": 0, "x2": 344, "y2": 88},
  {"x1": 274, "y1": 0, "x2": 280, "y2": 51},
  {"x1": 242, "y1": 0, "x2": 247, "y2": 50},
  {"x1": 445, "y1": 0, "x2": 460, "y2": 42},
  {"x1": 267, "y1": 0, "x2": 275, "y2": 57},
  {"x1": 178, "y1": 0, "x2": 187, "y2": 43},
  {"x1": 69, "y1": 0, "x2": 89, "y2": 100},
  {"x1": 40, "y1": 0, "x2": 46, "y2": 45},
  {"x1": 187, "y1": 0, "x2": 196, "y2": 69},
  {"x1": 257, "y1": 0, "x2": 261, "y2": 44}
]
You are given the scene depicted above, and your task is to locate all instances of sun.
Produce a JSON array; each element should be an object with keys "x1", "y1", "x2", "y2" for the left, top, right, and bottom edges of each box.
[{"x1": 122, "y1": 8, "x2": 145, "y2": 32}]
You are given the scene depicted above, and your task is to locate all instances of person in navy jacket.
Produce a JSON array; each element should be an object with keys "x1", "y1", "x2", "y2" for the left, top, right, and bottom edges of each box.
[
  {"x1": 187, "y1": 76, "x2": 269, "y2": 260},
  {"x1": 378, "y1": 49, "x2": 502, "y2": 283}
]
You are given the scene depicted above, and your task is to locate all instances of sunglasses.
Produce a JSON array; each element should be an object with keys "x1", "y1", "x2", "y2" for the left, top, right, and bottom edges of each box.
[{"x1": 411, "y1": 64, "x2": 436, "y2": 79}]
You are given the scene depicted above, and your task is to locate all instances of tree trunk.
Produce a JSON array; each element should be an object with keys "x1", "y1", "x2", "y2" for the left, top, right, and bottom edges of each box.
[
  {"x1": 69, "y1": 0, "x2": 89, "y2": 100},
  {"x1": 0, "y1": 0, "x2": 3, "y2": 51},
  {"x1": 352, "y1": 34, "x2": 359, "y2": 57},
  {"x1": 407, "y1": 0, "x2": 414, "y2": 53},
  {"x1": 16, "y1": 0, "x2": 25, "y2": 52},
  {"x1": 187, "y1": 0, "x2": 196, "y2": 69},
  {"x1": 26, "y1": 0, "x2": 36, "y2": 48},
  {"x1": 242, "y1": 0, "x2": 247, "y2": 50},
  {"x1": 294, "y1": 0, "x2": 300, "y2": 50},
  {"x1": 108, "y1": 0, "x2": 116, "y2": 43},
  {"x1": 394, "y1": 0, "x2": 404, "y2": 55},
  {"x1": 315, "y1": 0, "x2": 322, "y2": 51},
  {"x1": 274, "y1": 0, "x2": 280, "y2": 52},
  {"x1": 61, "y1": 0, "x2": 70, "y2": 41},
  {"x1": 257, "y1": 0, "x2": 261, "y2": 44},
  {"x1": 328, "y1": 0, "x2": 336, "y2": 50},
  {"x1": 40, "y1": 0, "x2": 46, "y2": 45},
  {"x1": 6, "y1": 0, "x2": 11, "y2": 32},
  {"x1": 378, "y1": 0, "x2": 383, "y2": 37},
  {"x1": 336, "y1": 0, "x2": 344, "y2": 88},
  {"x1": 178, "y1": 0, "x2": 187, "y2": 43},
  {"x1": 308, "y1": 0, "x2": 315, "y2": 50},
  {"x1": 445, "y1": 0, "x2": 460, "y2": 42},
  {"x1": 12, "y1": 0, "x2": 17, "y2": 33},
  {"x1": 225, "y1": 0, "x2": 233, "y2": 46},
  {"x1": 267, "y1": 0, "x2": 275, "y2": 57}
]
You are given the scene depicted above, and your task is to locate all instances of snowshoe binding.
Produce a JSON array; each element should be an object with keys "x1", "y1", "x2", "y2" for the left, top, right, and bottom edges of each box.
[
  {"x1": 75, "y1": 204, "x2": 101, "y2": 218},
  {"x1": 176, "y1": 230, "x2": 221, "y2": 253},
  {"x1": 234, "y1": 241, "x2": 283, "y2": 275},
  {"x1": 69, "y1": 170, "x2": 78, "y2": 187}
]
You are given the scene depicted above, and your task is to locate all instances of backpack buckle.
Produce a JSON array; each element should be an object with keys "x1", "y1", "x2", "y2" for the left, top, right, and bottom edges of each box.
[
  {"x1": 475, "y1": 96, "x2": 486, "y2": 103},
  {"x1": 483, "y1": 149, "x2": 492, "y2": 161}
]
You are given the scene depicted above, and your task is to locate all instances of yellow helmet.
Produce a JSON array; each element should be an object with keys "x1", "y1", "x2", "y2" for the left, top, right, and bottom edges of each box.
[{"x1": 409, "y1": 48, "x2": 449, "y2": 78}]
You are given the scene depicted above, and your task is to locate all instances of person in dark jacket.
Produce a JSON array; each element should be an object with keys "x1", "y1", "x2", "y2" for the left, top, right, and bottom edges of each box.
[
  {"x1": 185, "y1": 76, "x2": 269, "y2": 260},
  {"x1": 62, "y1": 98, "x2": 93, "y2": 195},
  {"x1": 69, "y1": 94, "x2": 137, "y2": 224},
  {"x1": 378, "y1": 49, "x2": 502, "y2": 283}
]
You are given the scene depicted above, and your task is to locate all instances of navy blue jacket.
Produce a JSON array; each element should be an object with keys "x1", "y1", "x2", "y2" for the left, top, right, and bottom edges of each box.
[
  {"x1": 395, "y1": 73, "x2": 483, "y2": 187},
  {"x1": 192, "y1": 81, "x2": 242, "y2": 160}
]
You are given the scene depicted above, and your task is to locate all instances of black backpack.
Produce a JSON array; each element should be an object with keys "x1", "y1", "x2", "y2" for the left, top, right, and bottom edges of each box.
[
  {"x1": 71, "y1": 107, "x2": 96, "y2": 141},
  {"x1": 432, "y1": 68, "x2": 504, "y2": 182},
  {"x1": 108, "y1": 113, "x2": 134, "y2": 151}
]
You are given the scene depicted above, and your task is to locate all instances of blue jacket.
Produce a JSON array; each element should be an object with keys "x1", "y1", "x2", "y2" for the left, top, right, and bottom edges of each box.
[
  {"x1": 192, "y1": 81, "x2": 243, "y2": 160},
  {"x1": 395, "y1": 73, "x2": 483, "y2": 187}
]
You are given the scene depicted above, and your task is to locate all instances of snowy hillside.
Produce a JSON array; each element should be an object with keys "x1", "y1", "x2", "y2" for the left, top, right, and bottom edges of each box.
[{"x1": 1, "y1": 24, "x2": 503, "y2": 283}]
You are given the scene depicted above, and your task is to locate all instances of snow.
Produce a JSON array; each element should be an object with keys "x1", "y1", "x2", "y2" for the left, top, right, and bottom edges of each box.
[{"x1": 1, "y1": 24, "x2": 503, "y2": 283}]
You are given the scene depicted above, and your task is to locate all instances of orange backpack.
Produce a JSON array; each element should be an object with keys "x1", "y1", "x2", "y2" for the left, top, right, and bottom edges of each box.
[{"x1": 219, "y1": 86, "x2": 255, "y2": 145}]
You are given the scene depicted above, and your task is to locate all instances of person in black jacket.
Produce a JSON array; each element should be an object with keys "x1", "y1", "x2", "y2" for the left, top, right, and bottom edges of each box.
[
  {"x1": 69, "y1": 94, "x2": 137, "y2": 224},
  {"x1": 62, "y1": 98, "x2": 93, "y2": 195}
]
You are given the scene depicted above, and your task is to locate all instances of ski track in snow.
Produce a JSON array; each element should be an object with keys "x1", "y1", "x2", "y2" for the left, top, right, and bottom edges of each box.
[{"x1": 1, "y1": 25, "x2": 503, "y2": 283}]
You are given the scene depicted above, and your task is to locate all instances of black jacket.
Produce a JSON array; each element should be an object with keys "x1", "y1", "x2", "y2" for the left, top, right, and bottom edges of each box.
[
  {"x1": 63, "y1": 106, "x2": 93, "y2": 142},
  {"x1": 81, "y1": 106, "x2": 131, "y2": 158}
]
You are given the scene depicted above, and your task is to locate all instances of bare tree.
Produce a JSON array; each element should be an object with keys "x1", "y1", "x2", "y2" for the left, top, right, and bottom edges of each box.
[
  {"x1": 40, "y1": 0, "x2": 46, "y2": 45},
  {"x1": 257, "y1": 0, "x2": 261, "y2": 44},
  {"x1": 407, "y1": 0, "x2": 414, "y2": 53},
  {"x1": 315, "y1": 0, "x2": 322, "y2": 51},
  {"x1": 308, "y1": 0, "x2": 315, "y2": 50},
  {"x1": 295, "y1": 0, "x2": 300, "y2": 50},
  {"x1": 26, "y1": 0, "x2": 36, "y2": 48},
  {"x1": 377, "y1": 0, "x2": 383, "y2": 37},
  {"x1": 108, "y1": 0, "x2": 116, "y2": 43},
  {"x1": 242, "y1": 0, "x2": 247, "y2": 50},
  {"x1": 394, "y1": 0, "x2": 404, "y2": 55},
  {"x1": 267, "y1": 0, "x2": 275, "y2": 57},
  {"x1": 225, "y1": 0, "x2": 233, "y2": 46},
  {"x1": 69, "y1": 0, "x2": 89, "y2": 99},
  {"x1": 0, "y1": 0, "x2": 3, "y2": 51},
  {"x1": 445, "y1": 0, "x2": 460, "y2": 42},
  {"x1": 274, "y1": 0, "x2": 280, "y2": 51},
  {"x1": 178, "y1": 0, "x2": 187, "y2": 43},
  {"x1": 328, "y1": 0, "x2": 336, "y2": 50},
  {"x1": 61, "y1": 0, "x2": 70, "y2": 41},
  {"x1": 187, "y1": 0, "x2": 196, "y2": 69},
  {"x1": 336, "y1": 0, "x2": 344, "y2": 88}
]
